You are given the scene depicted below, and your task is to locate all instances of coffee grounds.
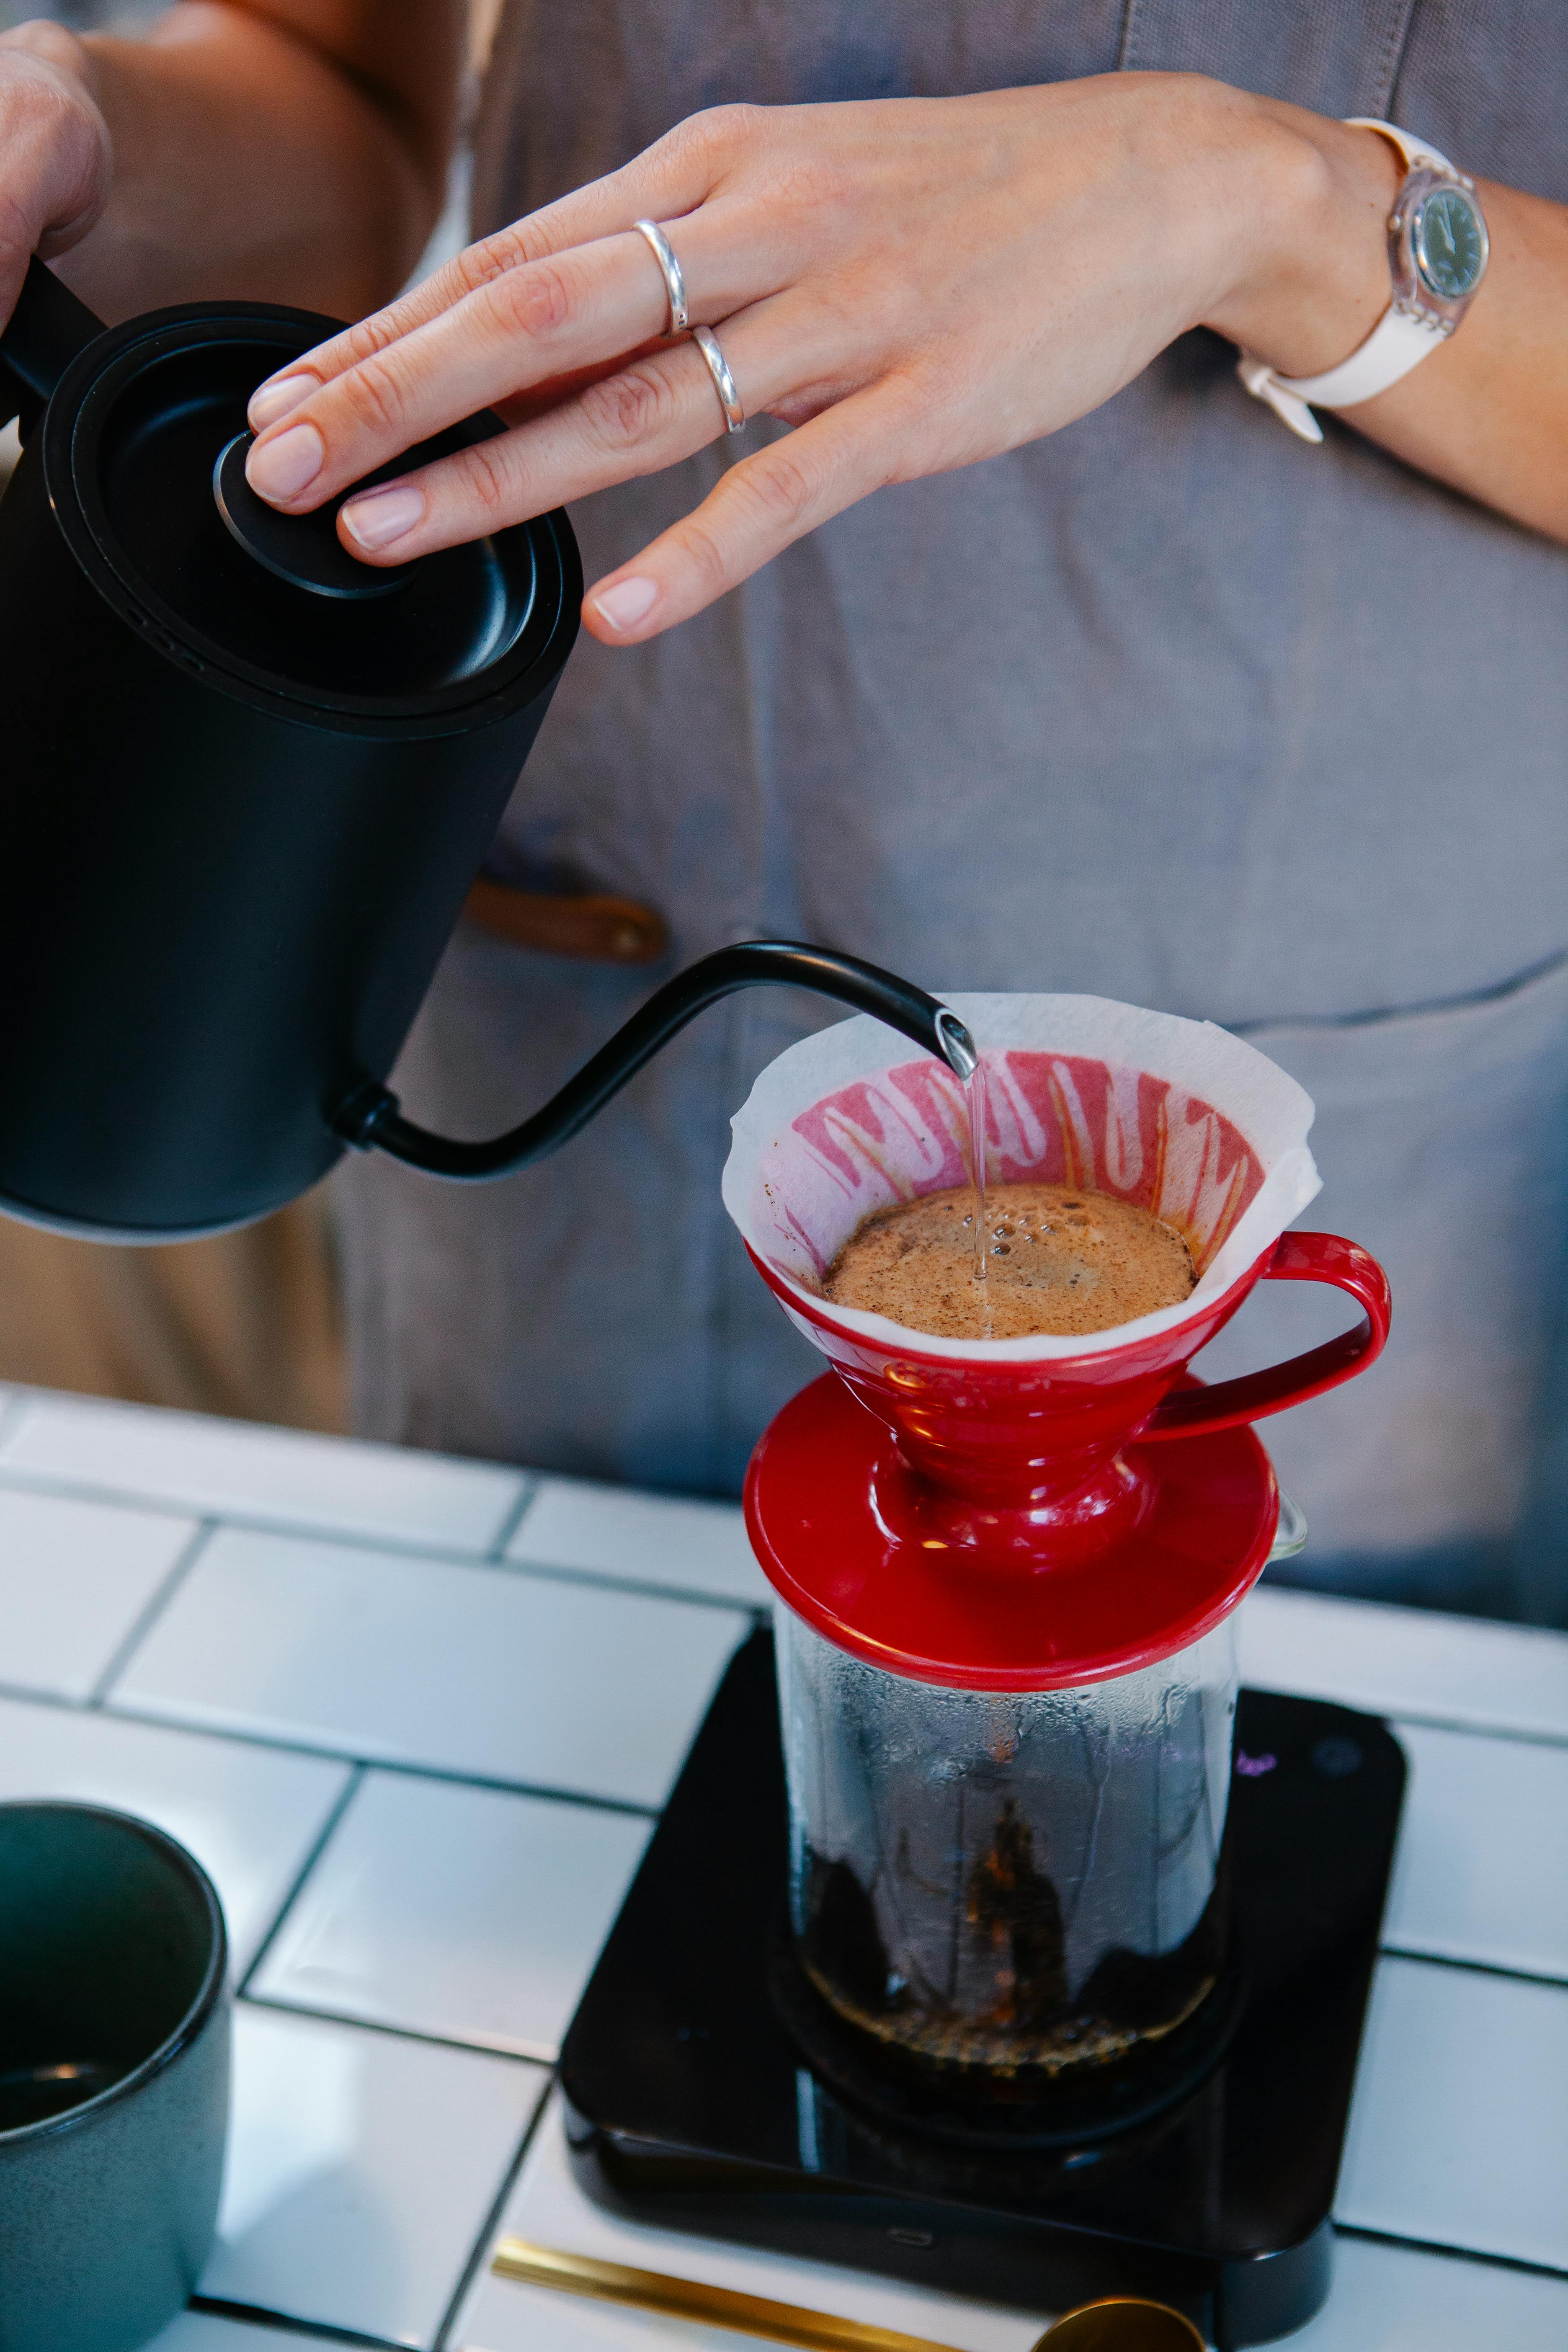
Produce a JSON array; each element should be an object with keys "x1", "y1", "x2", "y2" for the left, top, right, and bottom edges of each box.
[{"x1": 823, "y1": 1181, "x2": 1196, "y2": 1340}]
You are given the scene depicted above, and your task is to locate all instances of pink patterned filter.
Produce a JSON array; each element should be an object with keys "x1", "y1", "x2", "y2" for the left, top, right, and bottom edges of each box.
[{"x1": 722, "y1": 993, "x2": 1322, "y2": 1362}]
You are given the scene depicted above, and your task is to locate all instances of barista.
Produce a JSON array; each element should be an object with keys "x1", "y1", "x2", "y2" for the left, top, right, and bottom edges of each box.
[{"x1": 3, "y1": 4, "x2": 1567, "y2": 1621}]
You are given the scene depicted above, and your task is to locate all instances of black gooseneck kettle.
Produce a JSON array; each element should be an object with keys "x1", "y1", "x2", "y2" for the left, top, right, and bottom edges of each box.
[{"x1": 0, "y1": 260, "x2": 974, "y2": 1240}]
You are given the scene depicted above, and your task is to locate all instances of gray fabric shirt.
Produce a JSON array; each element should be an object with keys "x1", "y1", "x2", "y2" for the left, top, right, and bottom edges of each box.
[{"x1": 338, "y1": 0, "x2": 1568, "y2": 1622}]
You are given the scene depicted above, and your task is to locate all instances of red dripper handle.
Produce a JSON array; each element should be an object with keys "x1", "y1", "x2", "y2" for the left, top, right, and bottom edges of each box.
[{"x1": 1142, "y1": 1230, "x2": 1391, "y2": 1442}]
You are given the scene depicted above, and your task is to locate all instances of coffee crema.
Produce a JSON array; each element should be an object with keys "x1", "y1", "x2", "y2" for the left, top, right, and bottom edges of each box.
[{"x1": 823, "y1": 1181, "x2": 1196, "y2": 1340}]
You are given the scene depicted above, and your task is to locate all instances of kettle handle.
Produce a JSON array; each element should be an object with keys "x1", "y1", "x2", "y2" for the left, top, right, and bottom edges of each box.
[
  {"x1": 331, "y1": 941, "x2": 978, "y2": 1179},
  {"x1": 0, "y1": 256, "x2": 105, "y2": 435}
]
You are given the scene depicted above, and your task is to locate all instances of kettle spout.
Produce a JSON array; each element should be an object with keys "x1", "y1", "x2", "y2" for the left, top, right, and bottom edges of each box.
[
  {"x1": 0, "y1": 257, "x2": 105, "y2": 436},
  {"x1": 333, "y1": 940, "x2": 977, "y2": 1184}
]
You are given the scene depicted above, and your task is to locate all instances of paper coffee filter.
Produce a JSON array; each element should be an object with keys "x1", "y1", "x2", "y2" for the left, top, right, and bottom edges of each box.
[{"x1": 722, "y1": 992, "x2": 1322, "y2": 1361}]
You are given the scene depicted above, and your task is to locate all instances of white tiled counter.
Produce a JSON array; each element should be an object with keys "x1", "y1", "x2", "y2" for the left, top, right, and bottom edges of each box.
[{"x1": 0, "y1": 1384, "x2": 1561, "y2": 2352}]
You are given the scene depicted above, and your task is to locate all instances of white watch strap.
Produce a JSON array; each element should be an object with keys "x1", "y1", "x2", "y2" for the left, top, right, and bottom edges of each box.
[
  {"x1": 1238, "y1": 308, "x2": 1449, "y2": 441},
  {"x1": 1236, "y1": 119, "x2": 1457, "y2": 444},
  {"x1": 1343, "y1": 118, "x2": 1454, "y2": 176}
]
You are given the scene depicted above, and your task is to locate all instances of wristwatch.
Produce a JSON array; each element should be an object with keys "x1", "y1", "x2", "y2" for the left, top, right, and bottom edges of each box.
[{"x1": 1237, "y1": 119, "x2": 1490, "y2": 444}]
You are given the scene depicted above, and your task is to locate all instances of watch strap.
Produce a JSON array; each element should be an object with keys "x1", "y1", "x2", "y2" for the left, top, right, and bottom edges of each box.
[
  {"x1": 1236, "y1": 119, "x2": 1460, "y2": 444},
  {"x1": 1238, "y1": 305, "x2": 1450, "y2": 440},
  {"x1": 1342, "y1": 117, "x2": 1454, "y2": 176}
]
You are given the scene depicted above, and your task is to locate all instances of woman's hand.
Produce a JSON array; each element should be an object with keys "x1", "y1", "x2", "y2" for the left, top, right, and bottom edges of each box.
[
  {"x1": 0, "y1": 22, "x2": 111, "y2": 321},
  {"x1": 243, "y1": 75, "x2": 1399, "y2": 643}
]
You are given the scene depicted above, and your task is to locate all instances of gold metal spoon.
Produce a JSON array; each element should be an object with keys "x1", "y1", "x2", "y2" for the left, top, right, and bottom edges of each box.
[{"x1": 492, "y1": 2237, "x2": 1205, "y2": 2349}]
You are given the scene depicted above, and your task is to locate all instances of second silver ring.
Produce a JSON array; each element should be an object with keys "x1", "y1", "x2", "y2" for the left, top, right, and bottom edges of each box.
[{"x1": 692, "y1": 324, "x2": 745, "y2": 434}]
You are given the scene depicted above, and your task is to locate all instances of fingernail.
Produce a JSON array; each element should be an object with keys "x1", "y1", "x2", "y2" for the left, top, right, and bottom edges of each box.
[
  {"x1": 340, "y1": 484, "x2": 425, "y2": 551},
  {"x1": 591, "y1": 575, "x2": 658, "y2": 632},
  {"x1": 248, "y1": 373, "x2": 317, "y2": 430},
  {"x1": 245, "y1": 421, "x2": 324, "y2": 504}
]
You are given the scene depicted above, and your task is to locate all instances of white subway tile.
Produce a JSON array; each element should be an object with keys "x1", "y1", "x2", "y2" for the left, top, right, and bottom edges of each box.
[
  {"x1": 0, "y1": 1392, "x2": 521, "y2": 1553},
  {"x1": 254, "y1": 1771, "x2": 649, "y2": 2057},
  {"x1": 204, "y1": 2003, "x2": 545, "y2": 2347},
  {"x1": 1241, "y1": 1586, "x2": 1568, "y2": 1741},
  {"x1": 1340, "y1": 1956, "x2": 1568, "y2": 2270},
  {"x1": 508, "y1": 1477, "x2": 769, "y2": 1607},
  {"x1": 113, "y1": 1526, "x2": 748, "y2": 1807},
  {"x1": 0, "y1": 1485, "x2": 194, "y2": 1701},
  {"x1": 1384, "y1": 1722, "x2": 1568, "y2": 1981},
  {"x1": 1290, "y1": 2233, "x2": 1568, "y2": 2350}
]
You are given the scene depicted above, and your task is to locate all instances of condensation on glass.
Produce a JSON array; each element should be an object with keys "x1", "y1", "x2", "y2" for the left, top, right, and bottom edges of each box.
[{"x1": 775, "y1": 1600, "x2": 1238, "y2": 2100}]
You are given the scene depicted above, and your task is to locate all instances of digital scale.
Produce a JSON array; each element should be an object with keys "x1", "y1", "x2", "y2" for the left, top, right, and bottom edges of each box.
[{"x1": 561, "y1": 1629, "x2": 1403, "y2": 2352}]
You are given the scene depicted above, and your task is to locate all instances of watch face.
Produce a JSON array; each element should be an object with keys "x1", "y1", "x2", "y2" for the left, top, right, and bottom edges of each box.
[{"x1": 1414, "y1": 186, "x2": 1486, "y2": 300}]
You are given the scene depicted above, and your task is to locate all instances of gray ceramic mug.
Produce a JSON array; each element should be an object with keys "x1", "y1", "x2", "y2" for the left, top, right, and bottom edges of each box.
[{"x1": 0, "y1": 1802, "x2": 230, "y2": 2352}]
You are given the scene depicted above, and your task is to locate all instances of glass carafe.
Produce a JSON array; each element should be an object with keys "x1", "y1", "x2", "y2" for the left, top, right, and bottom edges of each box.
[{"x1": 775, "y1": 1598, "x2": 1238, "y2": 2104}]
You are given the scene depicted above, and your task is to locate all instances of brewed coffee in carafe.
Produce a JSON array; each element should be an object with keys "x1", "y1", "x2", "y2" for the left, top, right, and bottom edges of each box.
[{"x1": 776, "y1": 1603, "x2": 1238, "y2": 2103}]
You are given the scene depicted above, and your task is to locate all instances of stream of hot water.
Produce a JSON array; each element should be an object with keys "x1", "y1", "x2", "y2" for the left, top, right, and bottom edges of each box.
[{"x1": 967, "y1": 1060, "x2": 992, "y2": 1340}]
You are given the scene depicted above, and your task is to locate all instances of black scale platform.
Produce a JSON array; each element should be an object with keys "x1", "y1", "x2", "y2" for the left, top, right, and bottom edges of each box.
[{"x1": 560, "y1": 1630, "x2": 1405, "y2": 2349}]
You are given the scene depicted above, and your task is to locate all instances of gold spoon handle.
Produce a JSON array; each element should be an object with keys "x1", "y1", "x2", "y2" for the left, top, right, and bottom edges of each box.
[{"x1": 490, "y1": 2237, "x2": 971, "y2": 2352}]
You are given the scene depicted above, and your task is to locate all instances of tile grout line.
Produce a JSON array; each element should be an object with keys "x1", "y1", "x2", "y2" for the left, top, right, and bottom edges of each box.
[
  {"x1": 238, "y1": 1990, "x2": 557, "y2": 2068},
  {"x1": 3, "y1": 1444, "x2": 1563, "y2": 1701},
  {"x1": 0, "y1": 1466, "x2": 217, "y2": 1530},
  {"x1": 1380, "y1": 1706, "x2": 1568, "y2": 1754},
  {"x1": 1376, "y1": 1944, "x2": 1568, "y2": 1993},
  {"x1": 483, "y1": 1477, "x2": 538, "y2": 1561},
  {"x1": 238, "y1": 1762, "x2": 368, "y2": 1998},
  {"x1": 1332, "y1": 2221, "x2": 1568, "y2": 2285},
  {"x1": 1242, "y1": 1689, "x2": 1568, "y2": 1754},
  {"x1": 0, "y1": 1460, "x2": 760, "y2": 1616},
  {"x1": 0, "y1": 1409, "x2": 1561, "y2": 1619},
  {"x1": 5, "y1": 1439, "x2": 1563, "y2": 1719},
  {"x1": 238, "y1": 1942, "x2": 1568, "y2": 2068},
  {"x1": 85, "y1": 1674, "x2": 1568, "y2": 1826},
  {"x1": 188, "y1": 2293, "x2": 402, "y2": 2347},
  {"x1": 95, "y1": 1701, "x2": 666, "y2": 1816},
  {"x1": 85, "y1": 1519, "x2": 219, "y2": 1706},
  {"x1": 1248, "y1": 1583, "x2": 1568, "y2": 1639},
  {"x1": 31, "y1": 1663, "x2": 1568, "y2": 1782},
  {"x1": 489, "y1": 1548, "x2": 767, "y2": 1617},
  {"x1": 230, "y1": 1943, "x2": 1568, "y2": 2071},
  {"x1": 433, "y1": 2074, "x2": 559, "y2": 2352},
  {"x1": 0, "y1": 1462, "x2": 531, "y2": 1569}
]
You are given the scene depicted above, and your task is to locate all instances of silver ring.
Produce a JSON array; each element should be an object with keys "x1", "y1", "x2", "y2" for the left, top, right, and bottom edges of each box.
[
  {"x1": 632, "y1": 218, "x2": 688, "y2": 336},
  {"x1": 692, "y1": 324, "x2": 745, "y2": 434}
]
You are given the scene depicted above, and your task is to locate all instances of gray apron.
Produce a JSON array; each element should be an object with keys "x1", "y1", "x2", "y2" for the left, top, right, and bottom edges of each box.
[{"x1": 337, "y1": 0, "x2": 1568, "y2": 1623}]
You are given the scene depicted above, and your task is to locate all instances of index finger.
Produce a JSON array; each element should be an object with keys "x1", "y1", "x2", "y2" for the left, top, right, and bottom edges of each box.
[
  {"x1": 246, "y1": 129, "x2": 725, "y2": 430},
  {"x1": 244, "y1": 226, "x2": 679, "y2": 513}
]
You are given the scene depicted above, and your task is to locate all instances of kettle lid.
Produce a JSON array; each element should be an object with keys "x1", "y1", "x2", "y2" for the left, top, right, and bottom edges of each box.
[
  {"x1": 211, "y1": 430, "x2": 419, "y2": 601},
  {"x1": 20, "y1": 285, "x2": 576, "y2": 729}
]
